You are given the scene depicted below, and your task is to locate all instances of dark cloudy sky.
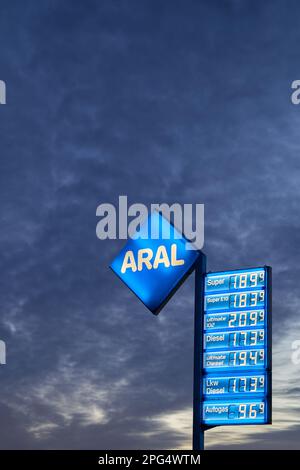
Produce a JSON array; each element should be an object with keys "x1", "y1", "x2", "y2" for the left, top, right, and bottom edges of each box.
[{"x1": 1, "y1": 0, "x2": 300, "y2": 450}]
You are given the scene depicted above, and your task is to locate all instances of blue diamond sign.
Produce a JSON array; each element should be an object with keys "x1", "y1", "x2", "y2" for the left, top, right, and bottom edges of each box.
[{"x1": 110, "y1": 211, "x2": 199, "y2": 314}]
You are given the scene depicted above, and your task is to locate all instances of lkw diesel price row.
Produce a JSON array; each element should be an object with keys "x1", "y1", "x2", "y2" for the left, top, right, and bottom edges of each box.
[{"x1": 203, "y1": 374, "x2": 267, "y2": 396}]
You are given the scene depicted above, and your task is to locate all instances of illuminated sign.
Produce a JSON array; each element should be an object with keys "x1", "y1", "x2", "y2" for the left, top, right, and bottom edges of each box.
[
  {"x1": 205, "y1": 290, "x2": 265, "y2": 311},
  {"x1": 203, "y1": 400, "x2": 267, "y2": 425},
  {"x1": 110, "y1": 211, "x2": 199, "y2": 314},
  {"x1": 204, "y1": 374, "x2": 267, "y2": 396},
  {"x1": 202, "y1": 267, "x2": 272, "y2": 426},
  {"x1": 205, "y1": 310, "x2": 265, "y2": 330}
]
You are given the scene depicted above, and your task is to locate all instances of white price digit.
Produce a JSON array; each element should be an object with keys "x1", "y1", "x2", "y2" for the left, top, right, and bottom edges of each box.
[
  {"x1": 259, "y1": 403, "x2": 265, "y2": 414},
  {"x1": 249, "y1": 404, "x2": 257, "y2": 418},
  {"x1": 259, "y1": 377, "x2": 265, "y2": 388},
  {"x1": 239, "y1": 312, "x2": 247, "y2": 326},
  {"x1": 250, "y1": 330, "x2": 258, "y2": 346},
  {"x1": 231, "y1": 276, "x2": 237, "y2": 289},
  {"x1": 250, "y1": 377, "x2": 258, "y2": 392},
  {"x1": 229, "y1": 313, "x2": 236, "y2": 327},
  {"x1": 230, "y1": 333, "x2": 237, "y2": 347},
  {"x1": 259, "y1": 310, "x2": 265, "y2": 322},
  {"x1": 230, "y1": 352, "x2": 237, "y2": 366},
  {"x1": 239, "y1": 351, "x2": 247, "y2": 366},
  {"x1": 249, "y1": 311, "x2": 257, "y2": 325},
  {"x1": 229, "y1": 378, "x2": 236, "y2": 393},
  {"x1": 250, "y1": 292, "x2": 258, "y2": 306},
  {"x1": 238, "y1": 404, "x2": 247, "y2": 418},
  {"x1": 258, "y1": 330, "x2": 264, "y2": 343},
  {"x1": 239, "y1": 377, "x2": 247, "y2": 392},
  {"x1": 239, "y1": 293, "x2": 247, "y2": 308},
  {"x1": 239, "y1": 274, "x2": 247, "y2": 288},
  {"x1": 249, "y1": 350, "x2": 258, "y2": 365},
  {"x1": 259, "y1": 350, "x2": 264, "y2": 364},
  {"x1": 250, "y1": 273, "x2": 257, "y2": 287},
  {"x1": 239, "y1": 331, "x2": 247, "y2": 346}
]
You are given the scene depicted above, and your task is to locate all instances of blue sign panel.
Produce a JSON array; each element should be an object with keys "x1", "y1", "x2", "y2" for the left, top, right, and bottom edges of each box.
[
  {"x1": 205, "y1": 269, "x2": 265, "y2": 292},
  {"x1": 204, "y1": 329, "x2": 265, "y2": 349},
  {"x1": 204, "y1": 349, "x2": 266, "y2": 369},
  {"x1": 110, "y1": 211, "x2": 199, "y2": 314},
  {"x1": 202, "y1": 267, "x2": 272, "y2": 426},
  {"x1": 203, "y1": 400, "x2": 267, "y2": 425},
  {"x1": 205, "y1": 310, "x2": 265, "y2": 330},
  {"x1": 203, "y1": 374, "x2": 267, "y2": 397},
  {"x1": 205, "y1": 290, "x2": 265, "y2": 311}
]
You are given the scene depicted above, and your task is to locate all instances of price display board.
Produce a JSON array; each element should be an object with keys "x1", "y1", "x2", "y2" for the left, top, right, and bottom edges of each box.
[{"x1": 202, "y1": 267, "x2": 272, "y2": 426}]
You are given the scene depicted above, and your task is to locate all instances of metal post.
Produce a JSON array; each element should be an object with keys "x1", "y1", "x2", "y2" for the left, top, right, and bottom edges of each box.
[{"x1": 193, "y1": 252, "x2": 206, "y2": 451}]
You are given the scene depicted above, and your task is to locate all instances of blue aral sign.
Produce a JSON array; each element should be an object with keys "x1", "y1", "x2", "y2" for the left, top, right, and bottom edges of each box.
[
  {"x1": 202, "y1": 267, "x2": 272, "y2": 426},
  {"x1": 111, "y1": 222, "x2": 272, "y2": 447},
  {"x1": 110, "y1": 211, "x2": 199, "y2": 314}
]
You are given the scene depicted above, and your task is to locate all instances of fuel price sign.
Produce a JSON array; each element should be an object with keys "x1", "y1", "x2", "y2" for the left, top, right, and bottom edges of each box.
[{"x1": 202, "y1": 267, "x2": 272, "y2": 426}]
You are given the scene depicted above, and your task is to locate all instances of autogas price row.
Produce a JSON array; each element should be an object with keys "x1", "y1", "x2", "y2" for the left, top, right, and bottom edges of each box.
[{"x1": 203, "y1": 401, "x2": 266, "y2": 424}]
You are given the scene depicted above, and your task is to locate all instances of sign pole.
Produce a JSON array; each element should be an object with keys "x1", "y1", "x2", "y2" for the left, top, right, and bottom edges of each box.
[{"x1": 193, "y1": 252, "x2": 206, "y2": 451}]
